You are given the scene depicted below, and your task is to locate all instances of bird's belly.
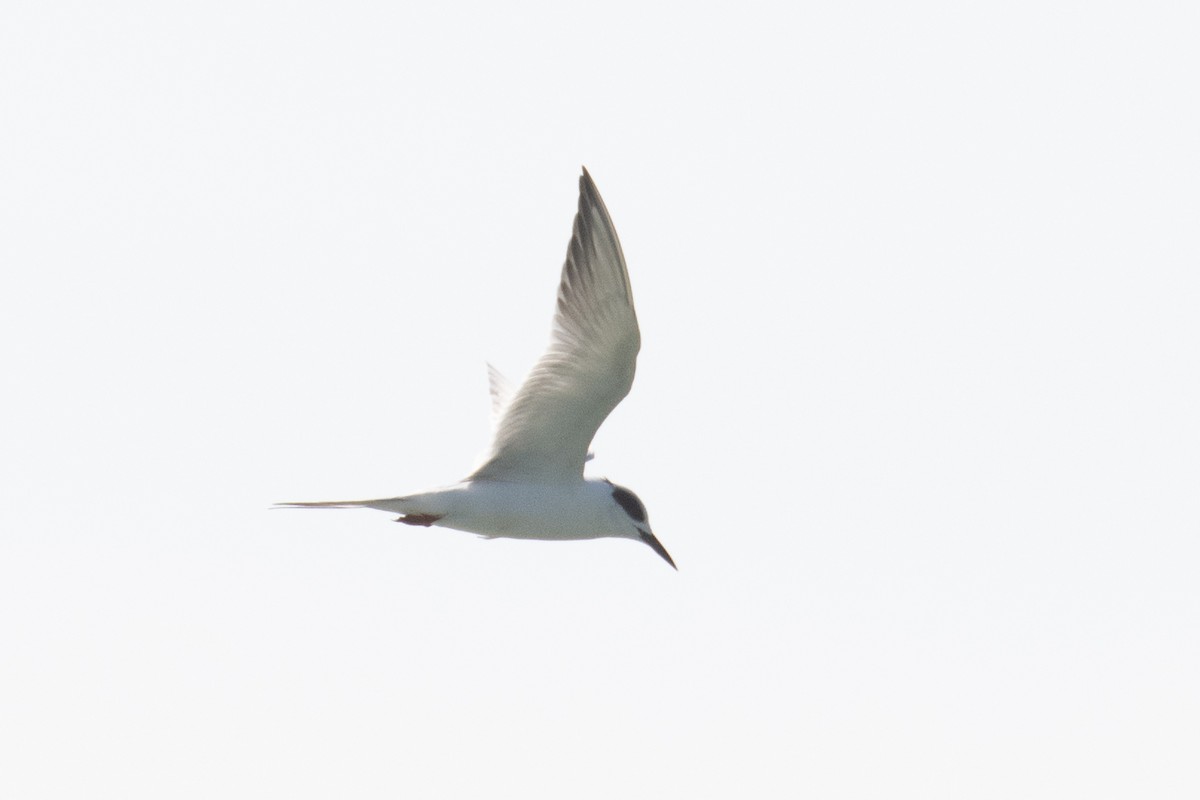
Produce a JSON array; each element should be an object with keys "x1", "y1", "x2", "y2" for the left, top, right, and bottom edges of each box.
[
  {"x1": 442, "y1": 508, "x2": 603, "y2": 540},
  {"x1": 435, "y1": 482, "x2": 604, "y2": 541}
]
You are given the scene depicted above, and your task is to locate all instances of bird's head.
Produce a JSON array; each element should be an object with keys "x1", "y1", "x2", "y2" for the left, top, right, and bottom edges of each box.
[{"x1": 602, "y1": 481, "x2": 675, "y2": 570}]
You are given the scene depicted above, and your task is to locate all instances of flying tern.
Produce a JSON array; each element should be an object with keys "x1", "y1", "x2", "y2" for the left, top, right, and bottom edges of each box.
[{"x1": 278, "y1": 168, "x2": 674, "y2": 569}]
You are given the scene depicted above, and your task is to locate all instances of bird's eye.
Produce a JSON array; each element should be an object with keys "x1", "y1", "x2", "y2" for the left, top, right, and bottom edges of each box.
[{"x1": 611, "y1": 486, "x2": 646, "y2": 522}]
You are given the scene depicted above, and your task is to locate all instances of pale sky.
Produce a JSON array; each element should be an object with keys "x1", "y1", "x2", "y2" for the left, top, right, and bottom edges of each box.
[{"x1": 2, "y1": 3, "x2": 1198, "y2": 798}]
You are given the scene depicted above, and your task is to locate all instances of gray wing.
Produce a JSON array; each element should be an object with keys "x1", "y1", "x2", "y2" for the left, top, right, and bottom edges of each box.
[
  {"x1": 486, "y1": 362, "x2": 516, "y2": 430},
  {"x1": 486, "y1": 362, "x2": 595, "y2": 462},
  {"x1": 470, "y1": 168, "x2": 639, "y2": 483}
]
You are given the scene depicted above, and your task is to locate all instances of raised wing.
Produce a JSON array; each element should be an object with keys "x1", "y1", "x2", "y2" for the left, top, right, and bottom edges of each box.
[
  {"x1": 486, "y1": 362, "x2": 516, "y2": 430},
  {"x1": 470, "y1": 168, "x2": 639, "y2": 482},
  {"x1": 485, "y1": 362, "x2": 595, "y2": 460}
]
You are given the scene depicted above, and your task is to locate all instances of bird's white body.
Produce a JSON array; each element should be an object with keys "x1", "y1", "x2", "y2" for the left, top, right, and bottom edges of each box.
[
  {"x1": 279, "y1": 169, "x2": 674, "y2": 568},
  {"x1": 350, "y1": 479, "x2": 640, "y2": 542}
]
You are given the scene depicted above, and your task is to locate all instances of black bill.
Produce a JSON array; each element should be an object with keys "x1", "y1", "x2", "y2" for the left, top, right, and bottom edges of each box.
[{"x1": 638, "y1": 528, "x2": 677, "y2": 571}]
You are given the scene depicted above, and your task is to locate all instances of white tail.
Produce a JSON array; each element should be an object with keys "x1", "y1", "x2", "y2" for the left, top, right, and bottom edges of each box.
[{"x1": 273, "y1": 497, "x2": 411, "y2": 513}]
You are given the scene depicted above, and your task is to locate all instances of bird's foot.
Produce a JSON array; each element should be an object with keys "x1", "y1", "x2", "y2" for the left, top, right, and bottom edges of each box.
[{"x1": 395, "y1": 513, "x2": 443, "y2": 527}]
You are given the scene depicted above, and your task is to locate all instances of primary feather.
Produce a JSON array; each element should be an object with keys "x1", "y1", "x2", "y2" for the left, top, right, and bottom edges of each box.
[{"x1": 470, "y1": 168, "x2": 640, "y2": 483}]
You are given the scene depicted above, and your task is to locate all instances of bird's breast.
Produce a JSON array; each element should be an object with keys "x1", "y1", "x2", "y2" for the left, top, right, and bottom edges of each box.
[{"x1": 434, "y1": 481, "x2": 610, "y2": 541}]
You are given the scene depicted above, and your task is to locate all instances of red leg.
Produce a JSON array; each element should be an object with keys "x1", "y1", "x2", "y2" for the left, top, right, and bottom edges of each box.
[{"x1": 395, "y1": 513, "x2": 443, "y2": 527}]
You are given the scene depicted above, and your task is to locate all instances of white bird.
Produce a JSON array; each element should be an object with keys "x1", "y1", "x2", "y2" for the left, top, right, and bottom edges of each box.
[{"x1": 277, "y1": 168, "x2": 674, "y2": 569}]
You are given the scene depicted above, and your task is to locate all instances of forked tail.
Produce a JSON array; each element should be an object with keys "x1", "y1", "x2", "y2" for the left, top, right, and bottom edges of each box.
[
  {"x1": 273, "y1": 500, "x2": 366, "y2": 509},
  {"x1": 273, "y1": 497, "x2": 410, "y2": 513}
]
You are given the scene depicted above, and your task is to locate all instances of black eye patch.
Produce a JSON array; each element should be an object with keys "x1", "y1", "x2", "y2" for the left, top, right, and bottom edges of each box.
[{"x1": 611, "y1": 486, "x2": 646, "y2": 522}]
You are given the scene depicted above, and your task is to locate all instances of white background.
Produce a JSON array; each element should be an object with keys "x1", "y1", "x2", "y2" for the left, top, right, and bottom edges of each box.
[{"x1": 2, "y1": 2, "x2": 1197, "y2": 798}]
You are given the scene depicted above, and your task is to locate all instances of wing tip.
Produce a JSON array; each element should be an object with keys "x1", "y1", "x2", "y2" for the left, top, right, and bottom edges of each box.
[
  {"x1": 579, "y1": 166, "x2": 598, "y2": 202},
  {"x1": 569, "y1": 166, "x2": 634, "y2": 305}
]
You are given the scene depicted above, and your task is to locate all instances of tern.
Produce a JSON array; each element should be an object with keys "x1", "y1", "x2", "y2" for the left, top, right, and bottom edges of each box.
[{"x1": 277, "y1": 168, "x2": 674, "y2": 569}]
